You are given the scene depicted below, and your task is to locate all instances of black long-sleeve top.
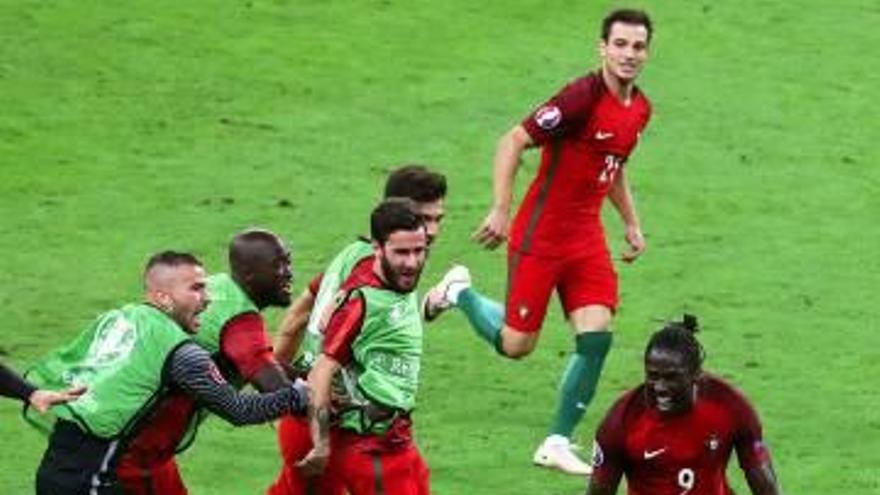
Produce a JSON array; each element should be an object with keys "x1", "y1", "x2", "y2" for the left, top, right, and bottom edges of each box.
[{"x1": 0, "y1": 362, "x2": 36, "y2": 403}]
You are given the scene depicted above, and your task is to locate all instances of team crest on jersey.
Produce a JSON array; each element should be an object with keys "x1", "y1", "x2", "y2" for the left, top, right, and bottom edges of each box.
[
  {"x1": 517, "y1": 304, "x2": 530, "y2": 320},
  {"x1": 207, "y1": 362, "x2": 228, "y2": 385},
  {"x1": 590, "y1": 440, "x2": 605, "y2": 467},
  {"x1": 534, "y1": 105, "x2": 562, "y2": 130},
  {"x1": 389, "y1": 302, "x2": 407, "y2": 322},
  {"x1": 706, "y1": 433, "x2": 720, "y2": 452}
]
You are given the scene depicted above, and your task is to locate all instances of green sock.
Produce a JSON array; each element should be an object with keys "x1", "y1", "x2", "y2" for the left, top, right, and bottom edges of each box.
[
  {"x1": 550, "y1": 331, "x2": 613, "y2": 438},
  {"x1": 456, "y1": 288, "x2": 504, "y2": 351}
]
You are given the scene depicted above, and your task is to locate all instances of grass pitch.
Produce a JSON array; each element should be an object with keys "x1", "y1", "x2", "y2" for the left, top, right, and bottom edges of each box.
[{"x1": 1, "y1": 0, "x2": 878, "y2": 493}]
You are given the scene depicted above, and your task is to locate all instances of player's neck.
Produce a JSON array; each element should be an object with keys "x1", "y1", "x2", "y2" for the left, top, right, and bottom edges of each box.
[{"x1": 601, "y1": 66, "x2": 635, "y2": 105}]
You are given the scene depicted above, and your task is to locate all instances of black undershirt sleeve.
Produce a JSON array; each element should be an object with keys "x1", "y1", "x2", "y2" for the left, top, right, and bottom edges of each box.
[
  {"x1": 0, "y1": 362, "x2": 36, "y2": 402},
  {"x1": 167, "y1": 342, "x2": 306, "y2": 425}
]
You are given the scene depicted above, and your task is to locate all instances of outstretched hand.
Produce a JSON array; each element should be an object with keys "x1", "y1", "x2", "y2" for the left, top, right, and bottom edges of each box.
[
  {"x1": 472, "y1": 207, "x2": 509, "y2": 250},
  {"x1": 29, "y1": 385, "x2": 87, "y2": 413},
  {"x1": 620, "y1": 226, "x2": 646, "y2": 263}
]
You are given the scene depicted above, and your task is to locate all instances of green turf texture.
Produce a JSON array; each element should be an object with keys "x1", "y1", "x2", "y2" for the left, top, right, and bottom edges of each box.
[{"x1": 1, "y1": 0, "x2": 878, "y2": 493}]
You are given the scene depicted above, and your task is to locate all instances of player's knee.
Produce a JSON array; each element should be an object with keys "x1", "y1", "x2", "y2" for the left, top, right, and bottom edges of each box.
[
  {"x1": 501, "y1": 346, "x2": 533, "y2": 359},
  {"x1": 498, "y1": 329, "x2": 538, "y2": 359}
]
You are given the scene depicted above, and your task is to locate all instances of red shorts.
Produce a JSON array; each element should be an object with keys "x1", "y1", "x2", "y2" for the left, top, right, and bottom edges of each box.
[
  {"x1": 268, "y1": 416, "x2": 343, "y2": 495},
  {"x1": 505, "y1": 245, "x2": 618, "y2": 333},
  {"x1": 268, "y1": 416, "x2": 430, "y2": 495},
  {"x1": 116, "y1": 457, "x2": 188, "y2": 495}
]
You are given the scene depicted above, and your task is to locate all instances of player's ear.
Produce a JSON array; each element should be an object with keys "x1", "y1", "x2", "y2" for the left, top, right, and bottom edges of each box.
[{"x1": 155, "y1": 291, "x2": 174, "y2": 313}]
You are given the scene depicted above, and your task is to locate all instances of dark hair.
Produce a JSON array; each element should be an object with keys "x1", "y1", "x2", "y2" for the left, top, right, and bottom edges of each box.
[
  {"x1": 370, "y1": 198, "x2": 425, "y2": 245},
  {"x1": 601, "y1": 8, "x2": 653, "y2": 43},
  {"x1": 645, "y1": 314, "x2": 704, "y2": 373},
  {"x1": 384, "y1": 165, "x2": 447, "y2": 203},
  {"x1": 144, "y1": 250, "x2": 202, "y2": 276},
  {"x1": 229, "y1": 228, "x2": 281, "y2": 264}
]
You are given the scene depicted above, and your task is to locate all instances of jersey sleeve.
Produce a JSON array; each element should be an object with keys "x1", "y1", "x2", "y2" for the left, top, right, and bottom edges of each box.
[
  {"x1": 521, "y1": 74, "x2": 603, "y2": 146},
  {"x1": 729, "y1": 388, "x2": 772, "y2": 471},
  {"x1": 321, "y1": 292, "x2": 366, "y2": 365},
  {"x1": 308, "y1": 272, "x2": 324, "y2": 297},
  {"x1": 219, "y1": 313, "x2": 280, "y2": 381},
  {"x1": 0, "y1": 362, "x2": 36, "y2": 402},
  {"x1": 590, "y1": 394, "x2": 629, "y2": 487}
]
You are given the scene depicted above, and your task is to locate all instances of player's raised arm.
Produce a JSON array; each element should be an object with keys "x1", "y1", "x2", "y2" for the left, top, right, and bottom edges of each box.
[{"x1": 473, "y1": 125, "x2": 533, "y2": 250}]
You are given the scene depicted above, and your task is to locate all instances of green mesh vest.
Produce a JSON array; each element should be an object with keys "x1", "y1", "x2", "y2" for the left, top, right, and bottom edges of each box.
[
  {"x1": 25, "y1": 304, "x2": 189, "y2": 439},
  {"x1": 337, "y1": 285, "x2": 423, "y2": 434},
  {"x1": 193, "y1": 273, "x2": 259, "y2": 356},
  {"x1": 294, "y1": 239, "x2": 374, "y2": 373}
]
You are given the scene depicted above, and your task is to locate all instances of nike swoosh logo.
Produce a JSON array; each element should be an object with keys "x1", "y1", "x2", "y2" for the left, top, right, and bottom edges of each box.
[
  {"x1": 595, "y1": 131, "x2": 614, "y2": 140},
  {"x1": 643, "y1": 448, "x2": 666, "y2": 459}
]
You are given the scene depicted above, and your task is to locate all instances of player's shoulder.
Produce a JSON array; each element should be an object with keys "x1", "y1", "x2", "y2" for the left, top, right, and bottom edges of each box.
[
  {"x1": 560, "y1": 70, "x2": 606, "y2": 98},
  {"x1": 603, "y1": 384, "x2": 650, "y2": 426},
  {"x1": 699, "y1": 373, "x2": 755, "y2": 409}
]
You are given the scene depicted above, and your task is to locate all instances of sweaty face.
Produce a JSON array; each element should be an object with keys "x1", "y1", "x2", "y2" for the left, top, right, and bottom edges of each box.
[
  {"x1": 247, "y1": 239, "x2": 293, "y2": 308},
  {"x1": 376, "y1": 228, "x2": 428, "y2": 293},
  {"x1": 165, "y1": 265, "x2": 209, "y2": 333},
  {"x1": 414, "y1": 199, "x2": 445, "y2": 246},
  {"x1": 644, "y1": 347, "x2": 697, "y2": 415},
  {"x1": 600, "y1": 22, "x2": 650, "y2": 83}
]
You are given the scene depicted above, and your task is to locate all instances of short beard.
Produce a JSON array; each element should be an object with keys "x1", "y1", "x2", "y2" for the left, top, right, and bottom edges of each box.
[{"x1": 379, "y1": 256, "x2": 419, "y2": 293}]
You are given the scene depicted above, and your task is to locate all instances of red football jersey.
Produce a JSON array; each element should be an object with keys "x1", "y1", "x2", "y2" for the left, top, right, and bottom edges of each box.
[
  {"x1": 513, "y1": 71, "x2": 651, "y2": 257},
  {"x1": 591, "y1": 374, "x2": 771, "y2": 495}
]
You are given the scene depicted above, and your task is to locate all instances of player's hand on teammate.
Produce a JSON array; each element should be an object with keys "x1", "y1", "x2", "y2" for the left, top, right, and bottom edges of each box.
[
  {"x1": 620, "y1": 225, "x2": 646, "y2": 263},
  {"x1": 296, "y1": 444, "x2": 330, "y2": 477},
  {"x1": 472, "y1": 206, "x2": 509, "y2": 250},
  {"x1": 28, "y1": 385, "x2": 87, "y2": 413}
]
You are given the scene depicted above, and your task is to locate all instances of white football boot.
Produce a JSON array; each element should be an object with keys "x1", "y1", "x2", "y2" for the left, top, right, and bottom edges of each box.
[
  {"x1": 421, "y1": 265, "x2": 471, "y2": 321},
  {"x1": 532, "y1": 435, "x2": 593, "y2": 476}
]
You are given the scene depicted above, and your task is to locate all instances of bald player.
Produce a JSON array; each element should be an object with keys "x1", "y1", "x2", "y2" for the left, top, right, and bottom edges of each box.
[{"x1": 28, "y1": 250, "x2": 308, "y2": 494}]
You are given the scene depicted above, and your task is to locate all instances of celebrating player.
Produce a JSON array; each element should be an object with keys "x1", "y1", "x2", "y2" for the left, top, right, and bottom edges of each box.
[
  {"x1": 586, "y1": 315, "x2": 783, "y2": 495},
  {"x1": 294, "y1": 199, "x2": 431, "y2": 494},
  {"x1": 28, "y1": 251, "x2": 308, "y2": 494},
  {"x1": 422, "y1": 8, "x2": 654, "y2": 474},
  {"x1": 269, "y1": 165, "x2": 446, "y2": 495},
  {"x1": 113, "y1": 229, "x2": 298, "y2": 494}
]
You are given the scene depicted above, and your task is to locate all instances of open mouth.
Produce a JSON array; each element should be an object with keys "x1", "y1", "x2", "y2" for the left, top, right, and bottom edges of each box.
[{"x1": 654, "y1": 393, "x2": 674, "y2": 411}]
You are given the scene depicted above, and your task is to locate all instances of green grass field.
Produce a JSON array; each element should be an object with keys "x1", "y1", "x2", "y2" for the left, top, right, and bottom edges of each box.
[{"x1": 2, "y1": 0, "x2": 879, "y2": 493}]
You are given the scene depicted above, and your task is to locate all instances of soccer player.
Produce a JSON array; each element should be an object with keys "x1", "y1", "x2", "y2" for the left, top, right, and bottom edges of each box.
[
  {"x1": 273, "y1": 164, "x2": 447, "y2": 365},
  {"x1": 113, "y1": 229, "x2": 298, "y2": 494},
  {"x1": 422, "y1": 8, "x2": 654, "y2": 474},
  {"x1": 269, "y1": 165, "x2": 446, "y2": 495},
  {"x1": 294, "y1": 198, "x2": 431, "y2": 495},
  {"x1": 0, "y1": 362, "x2": 84, "y2": 413},
  {"x1": 28, "y1": 251, "x2": 308, "y2": 494},
  {"x1": 587, "y1": 315, "x2": 783, "y2": 495}
]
